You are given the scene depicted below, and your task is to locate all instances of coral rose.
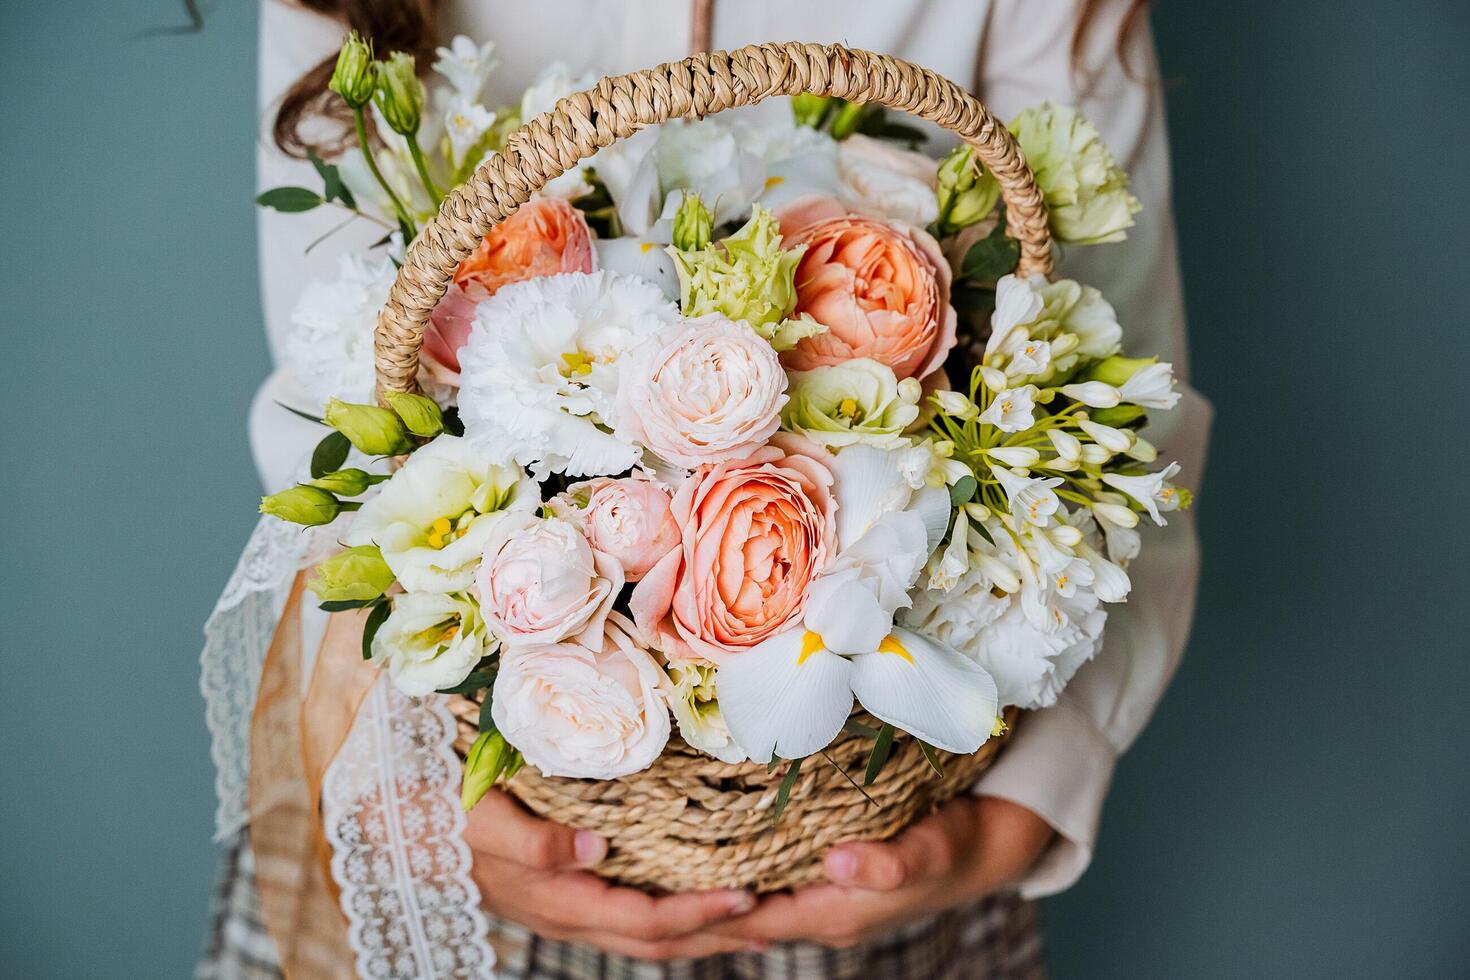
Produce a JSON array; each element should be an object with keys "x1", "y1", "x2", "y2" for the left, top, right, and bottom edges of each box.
[
  {"x1": 617, "y1": 316, "x2": 788, "y2": 469},
  {"x1": 560, "y1": 474, "x2": 681, "y2": 581},
  {"x1": 777, "y1": 195, "x2": 957, "y2": 381},
  {"x1": 631, "y1": 434, "x2": 837, "y2": 662},
  {"x1": 424, "y1": 197, "x2": 594, "y2": 379}
]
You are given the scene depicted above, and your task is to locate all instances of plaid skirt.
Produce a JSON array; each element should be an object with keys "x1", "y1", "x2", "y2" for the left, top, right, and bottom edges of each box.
[{"x1": 198, "y1": 832, "x2": 1046, "y2": 980}]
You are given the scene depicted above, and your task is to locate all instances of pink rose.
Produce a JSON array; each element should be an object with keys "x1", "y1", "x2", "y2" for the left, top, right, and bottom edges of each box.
[
  {"x1": 424, "y1": 198, "x2": 595, "y2": 382},
  {"x1": 777, "y1": 195, "x2": 957, "y2": 381},
  {"x1": 631, "y1": 434, "x2": 836, "y2": 662},
  {"x1": 491, "y1": 616, "x2": 670, "y2": 779},
  {"x1": 476, "y1": 513, "x2": 622, "y2": 649},
  {"x1": 563, "y1": 475, "x2": 680, "y2": 581},
  {"x1": 617, "y1": 316, "x2": 787, "y2": 469}
]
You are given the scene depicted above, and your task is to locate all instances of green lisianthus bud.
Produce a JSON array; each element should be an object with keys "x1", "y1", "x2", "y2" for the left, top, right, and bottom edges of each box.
[
  {"x1": 1009, "y1": 102, "x2": 1141, "y2": 245},
  {"x1": 935, "y1": 146, "x2": 1000, "y2": 235},
  {"x1": 308, "y1": 545, "x2": 396, "y2": 603},
  {"x1": 461, "y1": 730, "x2": 511, "y2": 810},
  {"x1": 827, "y1": 99, "x2": 867, "y2": 140},
  {"x1": 791, "y1": 93, "x2": 832, "y2": 129},
  {"x1": 260, "y1": 485, "x2": 341, "y2": 527},
  {"x1": 328, "y1": 32, "x2": 377, "y2": 109},
  {"x1": 324, "y1": 398, "x2": 415, "y2": 456},
  {"x1": 1083, "y1": 355, "x2": 1157, "y2": 387},
  {"x1": 374, "y1": 51, "x2": 424, "y2": 136},
  {"x1": 384, "y1": 391, "x2": 445, "y2": 437},
  {"x1": 308, "y1": 468, "x2": 384, "y2": 496},
  {"x1": 671, "y1": 193, "x2": 714, "y2": 252}
]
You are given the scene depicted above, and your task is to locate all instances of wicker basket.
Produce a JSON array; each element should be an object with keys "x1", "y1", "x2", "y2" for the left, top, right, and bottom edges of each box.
[{"x1": 373, "y1": 42, "x2": 1055, "y2": 893}]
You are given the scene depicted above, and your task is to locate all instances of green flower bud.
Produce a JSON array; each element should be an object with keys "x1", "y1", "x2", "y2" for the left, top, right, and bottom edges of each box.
[
  {"x1": 935, "y1": 146, "x2": 1000, "y2": 236},
  {"x1": 461, "y1": 730, "x2": 511, "y2": 811},
  {"x1": 260, "y1": 485, "x2": 341, "y2": 527},
  {"x1": 308, "y1": 468, "x2": 384, "y2": 496},
  {"x1": 328, "y1": 32, "x2": 377, "y2": 109},
  {"x1": 384, "y1": 391, "x2": 445, "y2": 438},
  {"x1": 1083, "y1": 355, "x2": 1157, "y2": 387},
  {"x1": 670, "y1": 193, "x2": 713, "y2": 252},
  {"x1": 373, "y1": 51, "x2": 424, "y2": 137},
  {"x1": 828, "y1": 99, "x2": 867, "y2": 140},
  {"x1": 308, "y1": 545, "x2": 396, "y2": 603},
  {"x1": 791, "y1": 93, "x2": 832, "y2": 129},
  {"x1": 1087, "y1": 404, "x2": 1147, "y2": 428},
  {"x1": 324, "y1": 398, "x2": 415, "y2": 456}
]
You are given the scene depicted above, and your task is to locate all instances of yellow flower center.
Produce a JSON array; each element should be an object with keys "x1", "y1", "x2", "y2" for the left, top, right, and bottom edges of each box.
[
  {"x1": 560, "y1": 350, "x2": 595, "y2": 377},
  {"x1": 425, "y1": 513, "x2": 474, "y2": 550},
  {"x1": 834, "y1": 397, "x2": 863, "y2": 423}
]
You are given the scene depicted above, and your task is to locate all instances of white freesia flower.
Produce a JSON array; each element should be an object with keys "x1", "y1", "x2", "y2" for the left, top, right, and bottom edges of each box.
[
  {"x1": 457, "y1": 271, "x2": 680, "y2": 478},
  {"x1": 1119, "y1": 361, "x2": 1181, "y2": 409},
  {"x1": 1060, "y1": 380, "x2": 1122, "y2": 408},
  {"x1": 285, "y1": 251, "x2": 395, "y2": 407},
  {"x1": 346, "y1": 435, "x2": 538, "y2": 592},
  {"x1": 987, "y1": 446, "x2": 1040, "y2": 468},
  {"x1": 1047, "y1": 429, "x2": 1084, "y2": 461},
  {"x1": 443, "y1": 95, "x2": 496, "y2": 164},
  {"x1": 433, "y1": 35, "x2": 498, "y2": 99},
  {"x1": 991, "y1": 464, "x2": 1064, "y2": 526},
  {"x1": 985, "y1": 275, "x2": 1045, "y2": 361},
  {"x1": 927, "y1": 510, "x2": 971, "y2": 592},
  {"x1": 371, "y1": 591, "x2": 492, "y2": 696},
  {"x1": 1006, "y1": 337, "x2": 1053, "y2": 380},
  {"x1": 1077, "y1": 540, "x2": 1131, "y2": 602},
  {"x1": 977, "y1": 384, "x2": 1038, "y2": 432},
  {"x1": 1103, "y1": 461, "x2": 1182, "y2": 526},
  {"x1": 1079, "y1": 418, "x2": 1135, "y2": 452},
  {"x1": 666, "y1": 661, "x2": 747, "y2": 764},
  {"x1": 1092, "y1": 498, "x2": 1142, "y2": 563}
]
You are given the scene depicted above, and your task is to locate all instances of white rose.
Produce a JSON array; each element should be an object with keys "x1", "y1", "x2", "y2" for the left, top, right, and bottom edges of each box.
[
  {"x1": 492, "y1": 617, "x2": 671, "y2": 779},
  {"x1": 346, "y1": 435, "x2": 538, "y2": 593},
  {"x1": 836, "y1": 134, "x2": 941, "y2": 228},
  {"x1": 371, "y1": 591, "x2": 491, "y2": 697},
  {"x1": 475, "y1": 513, "x2": 623, "y2": 649}
]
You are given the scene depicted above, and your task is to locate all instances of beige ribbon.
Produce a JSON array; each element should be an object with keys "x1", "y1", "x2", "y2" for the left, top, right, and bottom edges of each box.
[{"x1": 247, "y1": 573, "x2": 382, "y2": 979}]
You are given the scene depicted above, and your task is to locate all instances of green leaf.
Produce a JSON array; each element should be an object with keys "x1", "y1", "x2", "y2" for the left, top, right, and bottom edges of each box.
[
  {"x1": 437, "y1": 664, "x2": 496, "y2": 697},
  {"x1": 360, "y1": 599, "x2": 391, "y2": 660},
  {"x1": 949, "y1": 476, "x2": 978, "y2": 506},
  {"x1": 310, "y1": 430, "x2": 352, "y2": 478},
  {"x1": 842, "y1": 719, "x2": 882, "y2": 740},
  {"x1": 821, "y1": 749, "x2": 879, "y2": 809},
  {"x1": 767, "y1": 756, "x2": 783, "y2": 774},
  {"x1": 256, "y1": 186, "x2": 325, "y2": 213},
  {"x1": 916, "y1": 740, "x2": 947, "y2": 779},
  {"x1": 319, "y1": 597, "x2": 378, "y2": 612},
  {"x1": 771, "y1": 755, "x2": 806, "y2": 824},
  {"x1": 336, "y1": 501, "x2": 363, "y2": 513},
  {"x1": 274, "y1": 401, "x2": 325, "y2": 425},
  {"x1": 441, "y1": 405, "x2": 465, "y2": 437},
  {"x1": 960, "y1": 210, "x2": 1020, "y2": 283},
  {"x1": 1089, "y1": 404, "x2": 1149, "y2": 428},
  {"x1": 478, "y1": 693, "x2": 497, "y2": 734},
  {"x1": 308, "y1": 149, "x2": 356, "y2": 209},
  {"x1": 863, "y1": 724, "x2": 897, "y2": 786}
]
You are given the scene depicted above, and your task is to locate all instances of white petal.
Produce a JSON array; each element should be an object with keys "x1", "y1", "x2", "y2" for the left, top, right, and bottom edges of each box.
[
  {"x1": 850, "y1": 627, "x2": 998, "y2": 754},
  {"x1": 805, "y1": 572, "x2": 893, "y2": 655},
  {"x1": 831, "y1": 445, "x2": 911, "y2": 550},
  {"x1": 716, "y1": 630, "x2": 854, "y2": 763},
  {"x1": 911, "y1": 485, "x2": 952, "y2": 555}
]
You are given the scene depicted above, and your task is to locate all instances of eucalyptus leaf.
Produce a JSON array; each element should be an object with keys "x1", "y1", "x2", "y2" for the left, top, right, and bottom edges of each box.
[
  {"x1": 960, "y1": 210, "x2": 1020, "y2": 283},
  {"x1": 310, "y1": 430, "x2": 352, "y2": 478},
  {"x1": 771, "y1": 755, "x2": 806, "y2": 824},
  {"x1": 308, "y1": 149, "x2": 356, "y2": 209},
  {"x1": 842, "y1": 719, "x2": 882, "y2": 740},
  {"x1": 478, "y1": 694, "x2": 497, "y2": 734},
  {"x1": 949, "y1": 475, "x2": 978, "y2": 506},
  {"x1": 319, "y1": 597, "x2": 378, "y2": 612},
  {"x1": 916, "y1": 740, "x2": 947, "y2": 778},
  {"x1": 275, "y1": 401, "x2": 325, "y2": 425},
  {"x1": 437, "y1": 665, "x2": 496, "y2": 697},
  {"x1": 863, "y1": 724, "x2": 897, "y2": 786},
  {"x1": 256, "y1": 186, "x2": 325, "y2": 213},
  {"x1": 360, "y1": 599, "x2": 391, "y2": 660}
]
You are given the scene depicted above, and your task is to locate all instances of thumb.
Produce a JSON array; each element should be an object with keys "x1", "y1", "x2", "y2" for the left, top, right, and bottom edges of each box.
[
  {"x1": 464, "y1": 790, "x2": 607, "y2": 870},
  {"x1": 824, "y1": 796, "x2": 980, "y2": 891}
]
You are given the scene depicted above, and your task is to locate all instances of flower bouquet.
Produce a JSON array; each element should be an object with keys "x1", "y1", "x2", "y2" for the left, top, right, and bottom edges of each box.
[{"x1": 255, "y1": 37, "x2": 1189, "y2": 893}]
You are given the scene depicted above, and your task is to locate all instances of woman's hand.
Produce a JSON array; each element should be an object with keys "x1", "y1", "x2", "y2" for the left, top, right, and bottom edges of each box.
[
  {"x1": 466, "y1": 790, "x2": 757, "y2": 960},
  {"x1": 713, "y1": 796, "x2": 1055, "y2": 949}
]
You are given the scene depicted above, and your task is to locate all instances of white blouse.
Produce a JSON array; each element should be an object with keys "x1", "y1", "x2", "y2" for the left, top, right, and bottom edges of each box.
[{"x1": 253, "y1": 0, "x2": 1211, "y2": 898}]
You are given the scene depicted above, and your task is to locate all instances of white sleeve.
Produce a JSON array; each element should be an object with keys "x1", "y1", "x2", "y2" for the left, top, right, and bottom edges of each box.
[
  {"x1": 970, "y1": 0, "x2": 1214, "y2": 898},
  {"x1": 251, "y1": 0, "x2": 382, "y2": 492}
]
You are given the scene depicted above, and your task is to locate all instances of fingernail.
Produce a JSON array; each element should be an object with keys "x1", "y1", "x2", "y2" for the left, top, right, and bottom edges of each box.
[
  {"x1": 728, "y1": 891, "x2": 755, "y2": 915},
  {"x1": 826, "y1": 849, "x2": 858, "y2": 882},
  {"x1": 573, "y1": 831, "x2": 606, "y2": 867}
]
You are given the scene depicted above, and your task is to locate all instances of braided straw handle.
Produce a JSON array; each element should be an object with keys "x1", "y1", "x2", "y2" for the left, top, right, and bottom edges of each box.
[{"x1": 374, "y1": 41, "x2": 1052, "y2": 395}]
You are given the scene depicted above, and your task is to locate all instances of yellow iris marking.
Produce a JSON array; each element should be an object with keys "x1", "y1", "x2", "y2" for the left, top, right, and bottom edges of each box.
[
  {"x1": 877, "y1": 634, "x2": 913, "y2": 663},
  {"x1": 764, "y1": 175, "x2": 785, "y2": 189},
  {"x1": 640, "y1": 241, "x2": 654, "y2": 253},
  {"x1": 797, "y1": 630, "x2": 825, "y2": 665},
  {"x1": 560, "y1": 351, "x2": 595, "y2": 377}
]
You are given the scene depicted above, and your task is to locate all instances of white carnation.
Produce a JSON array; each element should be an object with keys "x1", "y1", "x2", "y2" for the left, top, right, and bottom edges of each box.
[
  {"x1": 457, "y1": 271, "x2": 679, "y2": 478},
  {"x1": 285, "y1": 251, "x2": 395, "y2": 407}
]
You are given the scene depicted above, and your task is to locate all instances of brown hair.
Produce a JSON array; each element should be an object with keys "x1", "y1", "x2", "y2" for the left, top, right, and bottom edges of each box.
[{"x1": 271, "y1": 0, "x2": 1147, "y2": 158}]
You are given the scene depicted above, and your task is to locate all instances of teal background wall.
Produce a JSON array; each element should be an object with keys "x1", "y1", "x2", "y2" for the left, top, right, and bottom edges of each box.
[{"x1": 1, "y1": 2, "x2": 1464, "y2": 976}]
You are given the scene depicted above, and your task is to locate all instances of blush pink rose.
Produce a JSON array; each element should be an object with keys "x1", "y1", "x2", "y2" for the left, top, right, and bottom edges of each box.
[
  {"x1": 776, "y1": 195, "x2": 957, "y2": 381},
  {"x1": 424, "y1": 197, "x2": 595, "y2": 381},
  {"x1": 630, "y1": 434, "x2": 837, "y2": 662},
  {"x1": 476, "y1": 513, "x2": 623, "y2": 649},
  {"x1": 617, "y1": 316, "x2": 787, "y2": 468},
  {"x1": 563, "y1": 474, "x2": 680, "y2": 581}
]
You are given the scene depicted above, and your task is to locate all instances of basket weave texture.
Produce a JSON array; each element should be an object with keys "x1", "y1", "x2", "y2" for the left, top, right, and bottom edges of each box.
[{"x1": 374, "y1": 41, "x2": 1054, "y2": 893}]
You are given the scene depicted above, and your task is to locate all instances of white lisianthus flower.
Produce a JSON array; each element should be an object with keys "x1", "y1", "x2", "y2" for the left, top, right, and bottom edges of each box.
[
  {"x1": 977, "y1": 385, "x2": 1039, "y2": 432},
  {"x1": 371, "y1": 591, "x2": 492, "y2": 696},
  {"x1": 491, "y1": 616, "x2": 670, "y2": 780},
  {"x1": 1043, "y1": 279, "x2": 1122, "y2": 360},
  {"x1": 286, "y1": 251, "x2": 395, "y2": 407},
  {"x1": 835, "y1": 134, "x2": 940, "y2": 227},
  {"x1": 1103, "y1": 461, "x2": 1182, "y2": 526},
  {"x1": 990, "y1": 464, "x2": 1064, "y2": 527},
  {"x1": 432, "y1": 35, "x2": 499, "y2": 100},
  {"x1": 666, "y1": 660, "x2": 747, "y2": 764},
  {"x1": 457, "y1": 271, "x2": 679, "y2": 478},
  {"x1": 346, "y1": 435, "x2": 537, "y2": 592},
  {"x1": 443, "y1": 95, "x2": 496, "y2": 165},
  {"x1": 782, "y1": 359, "x2": 922, "y2": 449},
  {"x1": 1119, "y1": 361, "x2": 1181, "y2": 410}
]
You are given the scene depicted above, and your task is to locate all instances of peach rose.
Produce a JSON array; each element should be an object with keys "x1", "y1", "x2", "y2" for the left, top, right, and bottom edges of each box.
[
  {"x1": 475, "y1": 513, "x2": 622, "y2": 649},
  {"x1": 630, "y1": 434, "x2": 836, "y2": 662},
  {"x1": 424, "y1": 197, "x2": 594, "y2": 380},
  {"x1": 563, "y1": 474, "x2": 681, "y2": 581},
  {"x1": 777, "y1": 195, "x2": 957, "y2": 381}
]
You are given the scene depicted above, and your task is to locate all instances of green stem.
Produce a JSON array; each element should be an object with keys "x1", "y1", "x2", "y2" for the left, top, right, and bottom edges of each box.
[
  {"x1": 405, "y1": 133, "x2": 444, "y2": 206},
  {"x1": 352, "y1": 106, "x2": 415, "y2": 232}
]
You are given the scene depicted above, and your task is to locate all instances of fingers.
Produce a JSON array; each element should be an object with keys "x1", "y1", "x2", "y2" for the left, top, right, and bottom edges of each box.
[
  {"x1": 824, "y1": 796, "x2": 980, "y2": 891},
  {"x1": 712, "y1": 886, "x2": 870, "y2": 946},
  {"x1": 551, "y1": 871, "x2": 755, "y2": 940},
  {"x1": 464, "y1": 790, "x2": 605, "y2": 870}
]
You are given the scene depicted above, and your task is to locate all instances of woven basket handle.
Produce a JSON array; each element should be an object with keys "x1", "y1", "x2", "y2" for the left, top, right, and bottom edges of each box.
[{"x1": 375, "y1": 41, "x2": 1053, "y2": 396}]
